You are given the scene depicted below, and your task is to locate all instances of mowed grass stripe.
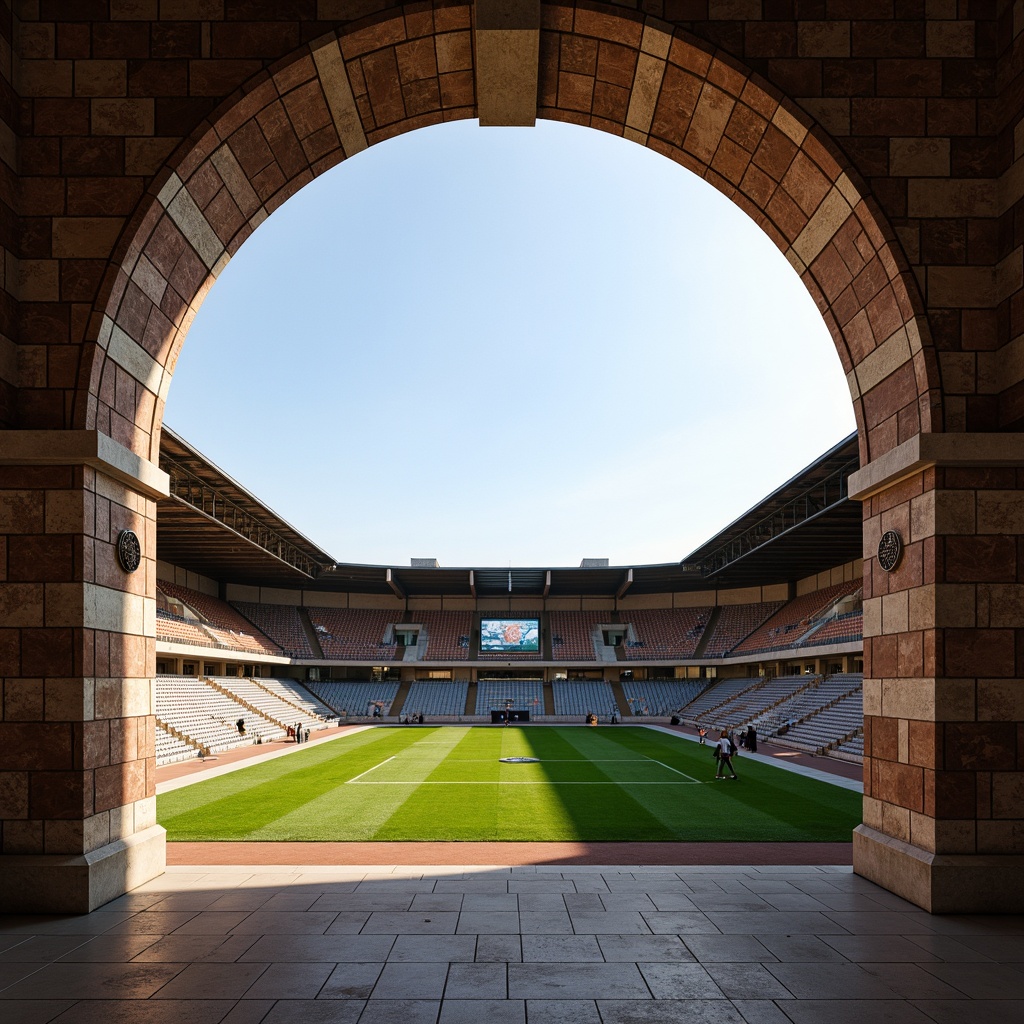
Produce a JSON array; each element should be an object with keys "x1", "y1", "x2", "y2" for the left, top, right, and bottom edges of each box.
[
  {"x1": 159, "y1": 727, "x2": 435, "y2": 840},
  {"x1": 157, "y1": 726, "x2": 861, "y2": 842},
  {"x1": 588, "y1": 727, "x2": 861, "y2": 840},
  {"x1": 249, "y1": 727, "x2": 470, "y2": 841}
]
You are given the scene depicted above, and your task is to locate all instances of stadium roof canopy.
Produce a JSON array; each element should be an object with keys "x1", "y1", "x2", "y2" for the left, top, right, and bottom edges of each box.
[{"x1": 157, "y1": 429, "x2": 860, "y2": 595}]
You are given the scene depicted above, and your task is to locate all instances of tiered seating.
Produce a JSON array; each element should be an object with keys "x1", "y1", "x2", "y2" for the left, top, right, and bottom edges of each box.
[
  {"x1": 551, "y1": 680, "x2": 616, "y2": 716},
  {"x1": 305, "y1": 680, "x2": 400, "y2": 716},
  {"x1": 155, "y1": 675, "x2": 287, "y2": 752},
  {"x1": 211, "y1": 677, "x2": 327, "y2": 733},
  {"x1": 701, "y1": 602, "x2": 784, "y2": 656},
  {"x1": 155, "y1": 610, "x2": 217, "y2": 648},
  {"x1": 258, "y1": 677, "x2": 337, "y2": 719},
  {"x1": 620, "y1": 680, "x2": 709, "y2": 716},
  {"x1": 834, "y1": 734, "x2": 864, "y2": 759},
  {"x1": 419, "y1": 611, "x2": 473, "y2": 661},
  {"x1": 733, "y1": 582, "x2": 861, "y2": 655},
  {"x1": 307, "y1": 608, "x2": 400, "y2": 660},
  {"x1": 623, "y1": 608, "x2": 712, "y2": 659},
  {"x1": 156, "y1": 723, "x2": 200, "y2": 766},
  {"x1": 157, "y1": 582, "x2": 280, "y2": 655},
  {"x1": 403, "y1": 681, "x2": 469, "y2": 716},
  {"x1": 755, "y1": 673, "x2": 862, "y2": 734},
  {"x1": 680, "y1": 676, "x2": 762, "y2": 721},
  {"x1": 700, "y1": 675, "x2": 808, "y2": 731},
  {"x1": 803, "y1": 610, "x2": 863, "y2": 646},
  {"x1": 232, "y1": 602, "x2": 314, "y2": 658},
  {"x1": 774, "y1": 687, "x2": 863, "y2": 754},
  {"x1": 475, "y1": 680, "x2": 545, "y2": 713},
  {"x1": 548, "y1": 612, "x2": 602, "y2": 661}
]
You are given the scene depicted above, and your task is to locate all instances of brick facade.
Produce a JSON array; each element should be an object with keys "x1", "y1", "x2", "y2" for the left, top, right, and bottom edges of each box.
[{"x1": 0, "y1": 1, "x2": 1022, "y2": 910}]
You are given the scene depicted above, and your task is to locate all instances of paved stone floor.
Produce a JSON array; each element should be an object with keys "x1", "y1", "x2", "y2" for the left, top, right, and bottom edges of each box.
[{"x1": 2, "y1": 865, "x2": 1023, "y2": 1024}]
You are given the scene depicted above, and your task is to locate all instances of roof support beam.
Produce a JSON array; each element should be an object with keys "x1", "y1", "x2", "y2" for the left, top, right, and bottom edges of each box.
[
  {"x1": 617, "y1": 568, "x2": 634, "y2": 600},
  {"x1": 386, "y1": 568, "x2": 405, "y2": 599},
  {"x1": 475, "y1": 0, "x2": 540, "y2": 126},
  {"x1": 543, "y1": 570, "x2": 551, "y2": 597},
  {"x1": 469, "y1": 570, "x2": 476, "y2": 598}
]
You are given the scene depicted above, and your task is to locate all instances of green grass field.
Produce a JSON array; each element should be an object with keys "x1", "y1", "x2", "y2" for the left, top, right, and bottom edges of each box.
[{"x1": 157, "y1": 726, "x2": 860, "y2": 843}]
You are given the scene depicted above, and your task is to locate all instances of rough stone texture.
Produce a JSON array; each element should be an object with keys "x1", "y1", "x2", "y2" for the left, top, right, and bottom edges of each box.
[{"x1": 0, "y1": 1, "x2": 1022, "y2": 911}]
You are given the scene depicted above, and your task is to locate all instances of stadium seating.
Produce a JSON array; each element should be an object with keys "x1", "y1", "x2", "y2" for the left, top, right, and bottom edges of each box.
[
  {"x1": 155, "y1": 675, "x2": 287, "y2": 754},
  {"x1": 232, "y1": 602, "x2": 314, "y2": 658},
  {"x1": 157, "y1": 582, "x2": 280, "y2": 655},
  {"x1": 418, "y1": 611, "x2": 474, "y2": 661},
  {"x1": 548, "y1": 612, "x2": 603, "y2": 661},
  {"x1": 754, "y1": 672, "x2": 862, "y2": 735},
  {"x1": 698, "y1": 675, "x2": 809, "y2": 732},
  {"x1": 155, "y1": 610, "x2": 219, "y2": 648},
  {"x1": 623, "y1": 608, "x2": 712, "y2": 659},
  {"x1": 258, "y1": 677, "x2": 337, "y2": 720},
  {"x1": 475, "y1": 680, "x2": 545, "y2": 714},
  {"x1": 679, "y1": 676, "x2": 763, "y2": 721},
  {"x1": 402, "y1": 681, "x2": 470, "y2": 716},
  {"x1": 620, "y1": 679, "x2": 709, "y2": 716},
  {"x1": 156, "y1": 723, "x2": 201, "y2": 766},
  {"x1": 801, "y1": 610, "x2": 863, "y2": 646},
  {"x1": 551, "y1": 680, "x2": 616, "y2": 717},
  {"x1": 208, "y1": 677, "x2": 328, "y2": 734},
  {"x1": 305, "y1": 680, "x2": 400, "y2": 717},
  {"x1": 307, "y1": 608, "x2": 400, "y2": 660},
  {"x1": 700, "y1": 602, "x2": 784, "y2": 656},
  {"x1": 733, "y1": 581, "x2": 862, "y2": 655},
  {"x1": 773, "y1": 686, "x2": 863, "y2": 756}
]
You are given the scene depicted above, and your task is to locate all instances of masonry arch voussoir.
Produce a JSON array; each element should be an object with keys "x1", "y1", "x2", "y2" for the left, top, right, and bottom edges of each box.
[{"x1": 84, "y1": 0, "x2": 940, "y2": 468}]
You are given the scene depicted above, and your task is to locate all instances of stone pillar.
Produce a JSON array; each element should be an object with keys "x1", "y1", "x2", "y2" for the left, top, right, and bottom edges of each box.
[
  {"x1": 0, "y1": 431, "x2": 168, "y2": 913},
  {"x1": 851, "y1": 433, "x2": 1024, "y2": 913}
]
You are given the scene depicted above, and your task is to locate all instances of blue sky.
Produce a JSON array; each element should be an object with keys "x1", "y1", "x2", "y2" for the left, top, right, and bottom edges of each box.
[{"x1": 166, "y1": 119, "x2": 855, "y2": 568}]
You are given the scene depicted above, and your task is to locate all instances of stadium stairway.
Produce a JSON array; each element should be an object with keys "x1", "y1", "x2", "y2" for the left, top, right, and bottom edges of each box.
[
  {"x1": 464, "y1": 682, "x2": 477, "y2": 715},
  {"x1": 205, "y1": 677, "x2": 283, "y2": 733},
  {"x1": 608, "y1": 679, "x2": 632, "y2": 716},
  {"x1": 390, "y1": 679, "x2": 413, "y2": 718},
  {"x1": 156, "y1": 717, "x2": 204, "y2": 756},
  {"x1": 297, "y1": 609, "x2": 324, "y2": 658},
  {"x1": 691, "y1": 606, "x2": 721, "y2": 658},
  {"x1": 544, "y1": 685, "x2": 555, "y2": 716}
]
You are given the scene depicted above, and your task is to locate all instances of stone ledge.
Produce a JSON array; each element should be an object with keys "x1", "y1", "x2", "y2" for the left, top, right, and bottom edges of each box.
[
  {"x1": 0, "y1": 429, "x2": 169, "y2": 499},
  {"x1": 849, "y1": 432, "x2": 1024, "y2": 500},
  {"x1": 853, "y1": 823, "x2": 1024, "y2": 913},
  {"x1": 0, "y1": 824, "x2": 166, "y2": 914}
]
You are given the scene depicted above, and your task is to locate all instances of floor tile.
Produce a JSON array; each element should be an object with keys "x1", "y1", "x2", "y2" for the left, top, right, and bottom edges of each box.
[
  {"x1": 859, "y1": 962, "x2": 965, "y2": 999},
  {"x1": 508, "y1": 963, "x2": 649, "y2": 999},
  {"x1": 410, "y1": 895, "x2": 463, "y2": 912},
  {"x1": 917, "y1": 960, "x2": 1024, "y2": 998},
  {"x1": 522, "y1": 935, "x2": 604, "y2": 963},
  {"x1": 912, "y1": 1001, "x2": 1024, "y2": 1024},
  {"x1": 439, "y1": 998, "x2": 524, "y2": 1023},
  {"x1": 239, "y1": 934, "x2": 395, "y2": 962},
  {"x1": 456, "y1": 912, "x2": 520, "y2": 934},
  {"x1": 461, "y1": 895, "x2": 517, "y2": 914},
  {"x1": 0, "y1": 1002, "x2": 77, "y2": 1024},
  {"x1": 731, "y1": 998, "x2": 794, "y2": 1024},
  {"x1": 444, "y1": 962, "x2": 507, "y2": 998},
  {"x1": 821, "y1": 934, "x2": 942, "y2": 963},
  {"x1": 682, "y1": 935, "x2": 775, "y2": 963},
  {"x1": 775, "y1": 1000, "x2": 937, "y2": 1023},
  {"x1": 518, "y1": 913, "x2": 573, "y2": 934},
  {"x1": 47, "y1": 999, "x2": 241, "y2": 1024},
  {"x1": 55, "y1": 934, "x2": 164, "y2": 962},
  {"x1": 310, "y1": 894, "x2": 412, "y2": 912},
  {"x1": 821, "y1": 912, "x2": 936, "y2": 934},
  {"x1": 508, "y1": 882, "x2": 576, "y2": 894},
  {"x1": 0, "y1": 961, "x2": 186, "y2": 1000},
  {"x1": 569, "y1": 912, "x2": 650, "y2": 935},
  {"x1": 151, "y1": 962, "x2": 269, "y2": 999},
  {"x1": 317, "y1": 962, "x2": 383, "y2": 999},
  {"x1": 475, "y1": 935, "x2": 521, "y2": 962},
  {"x1": 357, "y1": 1000, "x2": 439, "y2": 1024},
  {"x1": 0, "y1": 936, "x2": 95, "y2": 963},
  {"x1": 762, "y1": 962, "x2": 905, "y2": 999},
  {"x1": 260, "y1": 999, "x2": 364, "y2": 1024},
  {"x1": 597, "y1": 935, "x2": 695, "y2": 962},
  {"x1": 637, "y1": 962, "x2": 725, "y2": 999},
  {"x1": 524, "y1": 1000, "x2": 601, "y2": 1024},
  {"x1": 748, "y1": 935, "x2": 842, "y2": 963},
  {"x1": 718, "y1": 913, "x2": 848, "y2": 934},
  {"x1": 227, "y1": 912, "x2": 336, "y2": 935},
  {"x1": 130, "y1": 934, "x2": 259, "y2": 963},
  {"x1": 388, "y1": 935, "x2": 476, "y2": 962},
  {"x1": 702, "y1": 963, "x2": 792, "y2": 999},
  {"x1": 597, "y1": 999, "x2": 738, "y2": 1023},
  {"x1": 363, "y1": 912, "x2": 457, "y2": 934},
  {"x1": 372, "y1": 961, "x2": 448, "y2": 999},
  {"x1": 241, "y1": 961, "x2": 336, "y2": 999},
  {"x1": 641, "y1": 912, "x2": 719, "y2": 935},
  {"x1": 517, "y1": 896, "x2": 569, "y2": 914}
]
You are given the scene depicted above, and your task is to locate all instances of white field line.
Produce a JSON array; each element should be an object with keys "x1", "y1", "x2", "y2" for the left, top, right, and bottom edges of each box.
[
  {"x1": 347, "y1": 780, "x2": 705, "y2": 785},
  {"x1": 650, "y1": 758, "x2": 701, "y2": 784},
  {"x1": 347, "y1": 755, "x2": 396, "y2": 783}
]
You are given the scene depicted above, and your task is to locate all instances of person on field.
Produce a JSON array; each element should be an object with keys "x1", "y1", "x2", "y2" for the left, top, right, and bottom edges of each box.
[
  {"x1": 715, "y1": 729, "x2": 737, "y2": 779},
  {"x1": 698, "y1": 727, "x2": 707, "y2": 745}
]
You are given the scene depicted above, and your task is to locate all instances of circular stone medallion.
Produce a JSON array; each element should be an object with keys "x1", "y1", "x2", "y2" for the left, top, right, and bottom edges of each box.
[
  {"x1": 117, "y1": 529, "x2": 142, "y2": 573},
  {"x1": 499, "y1": 757, "x2": 541, "y2": 764},
  {"x1": 877, "y1": 529, "x2": 903, "y2": 572}
]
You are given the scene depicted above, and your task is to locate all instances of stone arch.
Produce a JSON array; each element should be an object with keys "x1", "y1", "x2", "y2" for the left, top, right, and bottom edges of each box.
[{"x1": 79, "y1": 1, "x2": 939, "y2": 469}]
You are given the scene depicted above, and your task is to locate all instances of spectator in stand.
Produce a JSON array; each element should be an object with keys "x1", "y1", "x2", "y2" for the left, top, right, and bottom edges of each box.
[{"x1": 715, "y1": 730, "x2": 737, "y2": 780}]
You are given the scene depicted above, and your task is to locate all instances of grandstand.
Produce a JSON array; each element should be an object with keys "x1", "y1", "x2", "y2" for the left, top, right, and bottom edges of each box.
[
  {"x1": 620, "y1": 679, "x2": 708, "y2": 716},
  {"x1": 551, "y1": 679, "x2": 616, "y2": 717},
  {"x1": 402, "y1": 680, "x2": 470, "y2": 716},
  {"x1": 623, "y1": 608, "x2": 711, "y2": 659}
]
